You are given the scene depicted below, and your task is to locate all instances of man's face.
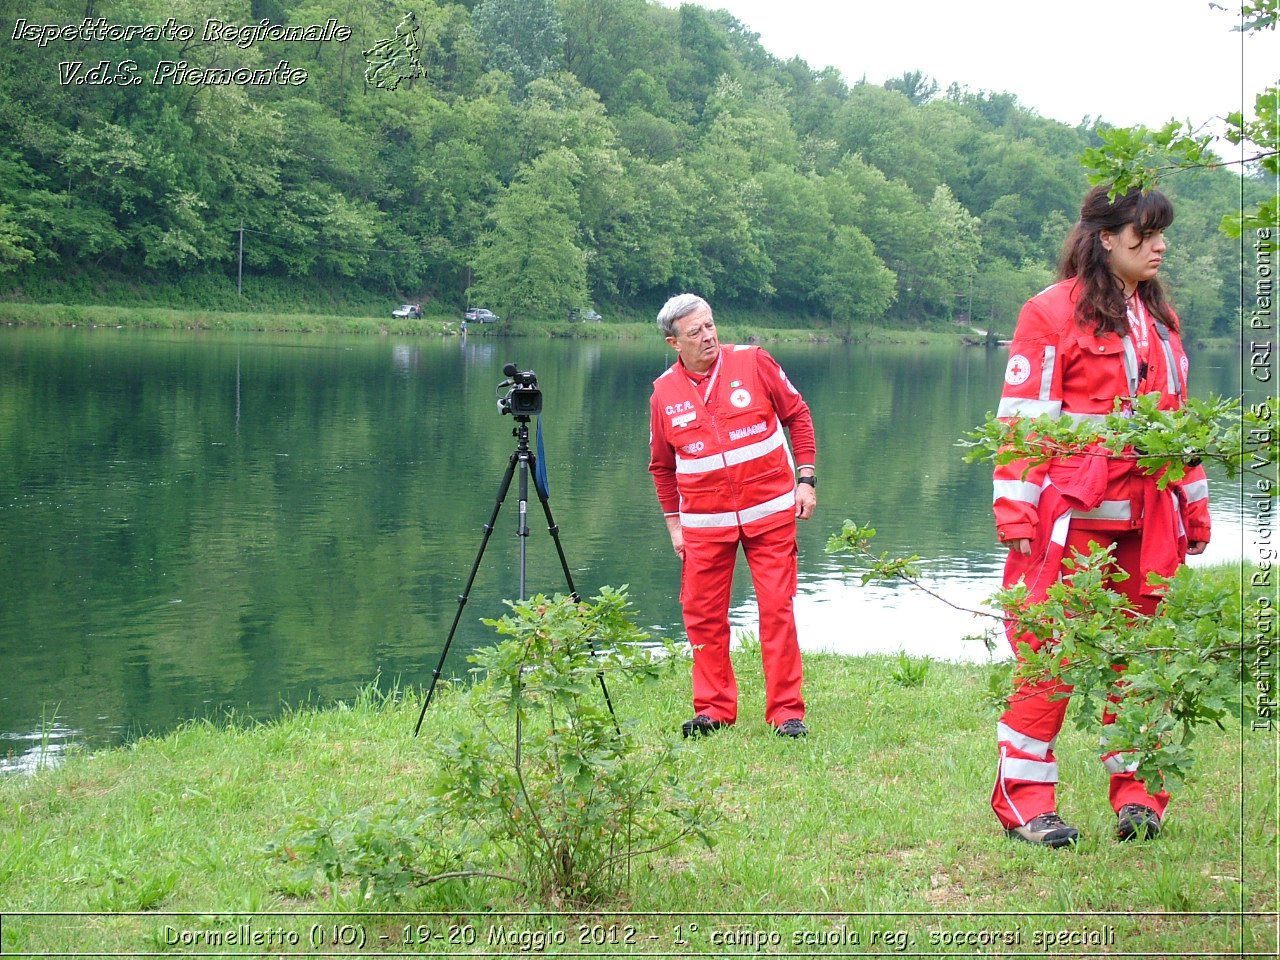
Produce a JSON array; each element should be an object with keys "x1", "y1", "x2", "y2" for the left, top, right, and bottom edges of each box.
[{"x1": 666, "y1": 305, "x2": 719, "y2": 373}]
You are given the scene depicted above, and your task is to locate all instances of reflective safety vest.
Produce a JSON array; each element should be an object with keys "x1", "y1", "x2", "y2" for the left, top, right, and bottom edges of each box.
[{"x1": 652, "y1": 345, "x2": 797, "y2": 541}]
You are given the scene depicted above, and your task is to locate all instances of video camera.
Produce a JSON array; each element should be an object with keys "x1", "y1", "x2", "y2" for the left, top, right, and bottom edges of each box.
[{"x1": 497, "y1": 362, "x2": 542, "y2": 418}]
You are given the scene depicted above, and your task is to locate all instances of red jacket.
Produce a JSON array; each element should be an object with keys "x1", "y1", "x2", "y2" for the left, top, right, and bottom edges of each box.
[
  {"x1": 649, "y1": 345, "x2": 815, "y2": 541},
  {"x1": 993, "y1": 278, "x2": 1211, "y2": 545}
]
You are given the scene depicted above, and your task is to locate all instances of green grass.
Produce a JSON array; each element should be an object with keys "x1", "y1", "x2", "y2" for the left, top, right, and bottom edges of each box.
[
  {"x1": 1, "y1": 650, "x2": 1273, "y2": 956},
  {"x1": 0, "y1": 300, "x2": 980, "y2": 345},
  {"x1": 0, "y1": 301, "x2": 459, "y2": 336}
]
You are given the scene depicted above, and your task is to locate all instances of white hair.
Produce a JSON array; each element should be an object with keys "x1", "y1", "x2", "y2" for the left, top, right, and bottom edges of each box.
[{"x1": 656, "y1": 293, "x2": 711, "y2": 338}]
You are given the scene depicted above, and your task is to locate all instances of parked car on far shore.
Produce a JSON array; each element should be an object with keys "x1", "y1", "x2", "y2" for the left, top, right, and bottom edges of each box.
[
  {"x1": 464, "y1": 307, "x2": 499, "y2": 323},
  {"x1": 568, "y1": 307, "x2": 602, "y2": 323},
  {"x1": 392, "y1": 303, "x2": 422, "y2": 319}
]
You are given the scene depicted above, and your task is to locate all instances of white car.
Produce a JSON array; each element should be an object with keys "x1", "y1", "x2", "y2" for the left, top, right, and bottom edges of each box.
[{"x1": 392, "y1": 303, "x2": 422, "y2": 319}]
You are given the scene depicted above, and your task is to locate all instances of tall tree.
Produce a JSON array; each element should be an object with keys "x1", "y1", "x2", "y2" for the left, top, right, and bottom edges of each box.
[
  {"x1": 669, "y1": 3, "x2": 734, "y2": 116},
  {"x1": 920, "y1": 184, "x2": 982, "y2": 318},
  {"x1": 0, "y1": 204, "x2": 34, "y2": 273},
  {"x1": 756, "y1": 166, "x2": 833, "y2": 306},
  {"x1": 473, "y1": 0, "x2": 566, "y2": 91},
  {"x1": 470, "y1": 149, "x2": 588, "y2": 321},
  {"x1": 817, "y1": 225, "x2": 896, "y2": 325},
  {"x1": 824, "y1": 154, "x2": 932, "y2": 318},
  {"x1": 884, "y1": 70, "x2": 939, "y2": 106},
  {"x1": 559, "y1": 0, "x2": 664, "y2": 105}
]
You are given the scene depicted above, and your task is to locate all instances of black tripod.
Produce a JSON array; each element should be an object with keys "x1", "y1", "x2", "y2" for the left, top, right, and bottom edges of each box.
[{"x1": 413, "y1": 412, "x2": 616, "y2": 735}]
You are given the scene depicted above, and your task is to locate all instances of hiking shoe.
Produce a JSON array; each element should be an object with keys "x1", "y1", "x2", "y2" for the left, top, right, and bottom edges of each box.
[
  {"x1": 775, "y1": 718, "x2": 808, "y2": 738},
  {"x1": 681, "y1": 714, "x2": 727, "y2": 738},
  {"x1": 1116, "y1": 804, "x2": 1162, "y2": 841},
  {"x1": 1005, "y1": 812, "x2": 1080, "y2": 848}
]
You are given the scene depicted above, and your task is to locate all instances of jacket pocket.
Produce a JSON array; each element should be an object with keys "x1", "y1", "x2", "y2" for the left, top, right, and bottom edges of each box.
[{"x1": 1072, "y1": 333, "x2": 1129, "y2": 403}]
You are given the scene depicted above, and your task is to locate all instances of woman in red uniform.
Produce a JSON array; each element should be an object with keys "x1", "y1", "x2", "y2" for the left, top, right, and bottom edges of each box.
[{"x1": 990, "y1": 185, "x2": 1211, "y2": 847}]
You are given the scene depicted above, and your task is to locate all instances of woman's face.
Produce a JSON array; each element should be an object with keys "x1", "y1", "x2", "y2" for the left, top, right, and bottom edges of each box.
[{"x1": 1101, "y1": 222, "x2": 1167, "y2": 293}]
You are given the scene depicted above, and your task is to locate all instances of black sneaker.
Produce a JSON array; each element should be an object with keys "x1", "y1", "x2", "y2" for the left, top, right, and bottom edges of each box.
[
  {"x1": 775, "y1": 718, "x2": 808, "y2": 738},
  {"x1": 681, "y1": 714, "x2": 727, "y2": 738},
  {"x1": 1116, "y1": 804, "x2": 1162, "y2": 841},
  {"x1": 1005, "y1": 812, "x2": 1080, "y2": 848}
]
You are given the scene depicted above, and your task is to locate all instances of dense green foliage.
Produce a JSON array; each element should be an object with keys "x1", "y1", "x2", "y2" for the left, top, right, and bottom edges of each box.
[{"x1": 0, "y1": 0, "x2": 1261, "y2": 331}]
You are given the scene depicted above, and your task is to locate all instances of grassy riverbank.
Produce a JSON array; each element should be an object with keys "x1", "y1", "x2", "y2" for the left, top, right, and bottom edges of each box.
[
  {"x1": 0, "y1": 300, "x2": 994, "y2": 346},
  {"x1": 0, "y1": 300, "x2": 1248, "y2": 350},
  {"x1": 1, "y1": 643, "x2": 1273, "y2": 956}
]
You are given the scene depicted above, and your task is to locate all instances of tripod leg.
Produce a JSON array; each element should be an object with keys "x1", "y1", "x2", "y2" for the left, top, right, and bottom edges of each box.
[
  {"x1": 528, "y1": 452, "x2": 618, "y2": 726},
  {"x1": 413, "y1": 449, "x2": 519, "y2": 736}
]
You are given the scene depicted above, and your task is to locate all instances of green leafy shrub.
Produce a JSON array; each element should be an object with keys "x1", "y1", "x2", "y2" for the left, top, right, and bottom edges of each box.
[
  {"x1": 274, "y1": 798, "x2": 477, "y2": 904},
  {"x1": 273, "y1": 588, "x2": 715, "y2": 906},
  {"x1": 434, "y1": 589, "x2": 715, "y2": 904}
]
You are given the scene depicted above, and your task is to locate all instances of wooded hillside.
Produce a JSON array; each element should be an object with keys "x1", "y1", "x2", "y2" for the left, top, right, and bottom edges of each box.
[{"x1": 0, "y1": 0, "x2": 1261, "y2": 334}]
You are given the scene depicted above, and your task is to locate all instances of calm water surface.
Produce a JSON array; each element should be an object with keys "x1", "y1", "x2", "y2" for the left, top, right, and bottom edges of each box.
[{"x1": 0, "y1": 327, "x2": 1254, "y2": 770}]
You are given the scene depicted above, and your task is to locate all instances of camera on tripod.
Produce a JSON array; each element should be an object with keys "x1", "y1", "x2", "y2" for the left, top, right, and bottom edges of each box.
[
  {"x1": 497, "y1": 362, "x2": 542, "y2": 418},
  {"x1": 416, "y1": 355, "x2": 617, "y2": 736}
]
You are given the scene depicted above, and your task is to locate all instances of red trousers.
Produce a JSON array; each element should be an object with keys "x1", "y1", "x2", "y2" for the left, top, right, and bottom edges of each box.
[
  {"x1": 992, "y1": 528, "x2": 1170, "y2": 828},
  {"x1": 680, "y1": 521, "x2": 804, "y2": 727}
]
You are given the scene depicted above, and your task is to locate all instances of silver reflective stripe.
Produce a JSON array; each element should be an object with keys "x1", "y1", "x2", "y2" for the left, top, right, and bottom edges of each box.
[
  {"x1": 675, "y1": 424, "x2": 784, "y2": 475},
  {"x1": 1102, "y1": 754, "x2": 1139, "y2": 775},
  {"x1": 738, "y1": 489, "x2": 795, "y2": 525},
  {"x1": 998, "y1": 397, "x2": 1062, "y2": 419},
  {"x1": 1048, "y1": 510, "x2": 1071, "y2": 546},
  {"x1": 997, "y1": 721, "x2": 1057, "y2": 760},
  {"x1": 1039, "y1": 345, "x2": 1056, "y2": 400},
  {"x1": 1064, "y1": 411, "x2": 1108, "y2": 427},
  {"x1": 723, "y1": 427, "x2": 785, "y2": 467},
  {"x1": 1001, "y1": 757, "x2": 1059, "y2": 783},
  {"x1": 680, "y1": 490, "x2": 795, "y2": 529},
  {"x1": 992, "y1": 479, "x2": 1041, "y2": 506},
  {"x1": 996, "y1": 748, "x2": 1026, "y2": 824},
  {"x1": 675, "y1": 451, "x2": 727, "y2": 475},
  {"x1": 1073, "y1": 499, "x2": 1131, "y2": 521},
  {"x1": 680, "y1": 509, "x2": 738, "y2": 529},
  {"x1": 1182, "y1": 478, "x2": 1209, "y2": 504},
  {"x1": 1122, "y1": 336, "x2": 1140, "y2": 398},
  {"x1": 1153, "y1": 322, "x2": 1182, "y2": 396}
]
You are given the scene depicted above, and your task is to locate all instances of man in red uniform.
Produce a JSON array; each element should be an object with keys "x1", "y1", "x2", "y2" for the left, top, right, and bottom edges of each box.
[{"x1": 648, "y1": 293, "x2": 817, "y2": 738}]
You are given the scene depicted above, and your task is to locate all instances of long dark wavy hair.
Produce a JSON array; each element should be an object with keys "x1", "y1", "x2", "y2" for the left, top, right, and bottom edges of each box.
[{"x1": 1059, "y1": 184, "x2": 1177, "y2": 335}]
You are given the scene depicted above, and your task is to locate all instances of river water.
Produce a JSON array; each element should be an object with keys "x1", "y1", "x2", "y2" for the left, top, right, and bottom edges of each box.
[{"x1": 0, "y1": 327, "x2": 1256, "y2": 770}]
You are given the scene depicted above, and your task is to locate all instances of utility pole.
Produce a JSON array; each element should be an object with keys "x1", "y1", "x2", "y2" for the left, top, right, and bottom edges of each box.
[{"x1": 237, "y1": 222, "x2": 244, "y2": 297}]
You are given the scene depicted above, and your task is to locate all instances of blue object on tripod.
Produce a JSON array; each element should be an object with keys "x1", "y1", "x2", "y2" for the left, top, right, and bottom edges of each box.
[{"x1": 535, "y1": 417, "x2": 550, "y2": 499}]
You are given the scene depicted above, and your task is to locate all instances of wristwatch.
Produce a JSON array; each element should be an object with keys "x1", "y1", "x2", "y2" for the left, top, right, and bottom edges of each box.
[{"x1": 796, "y1": 476, "x2": 816, "y2": 488}]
